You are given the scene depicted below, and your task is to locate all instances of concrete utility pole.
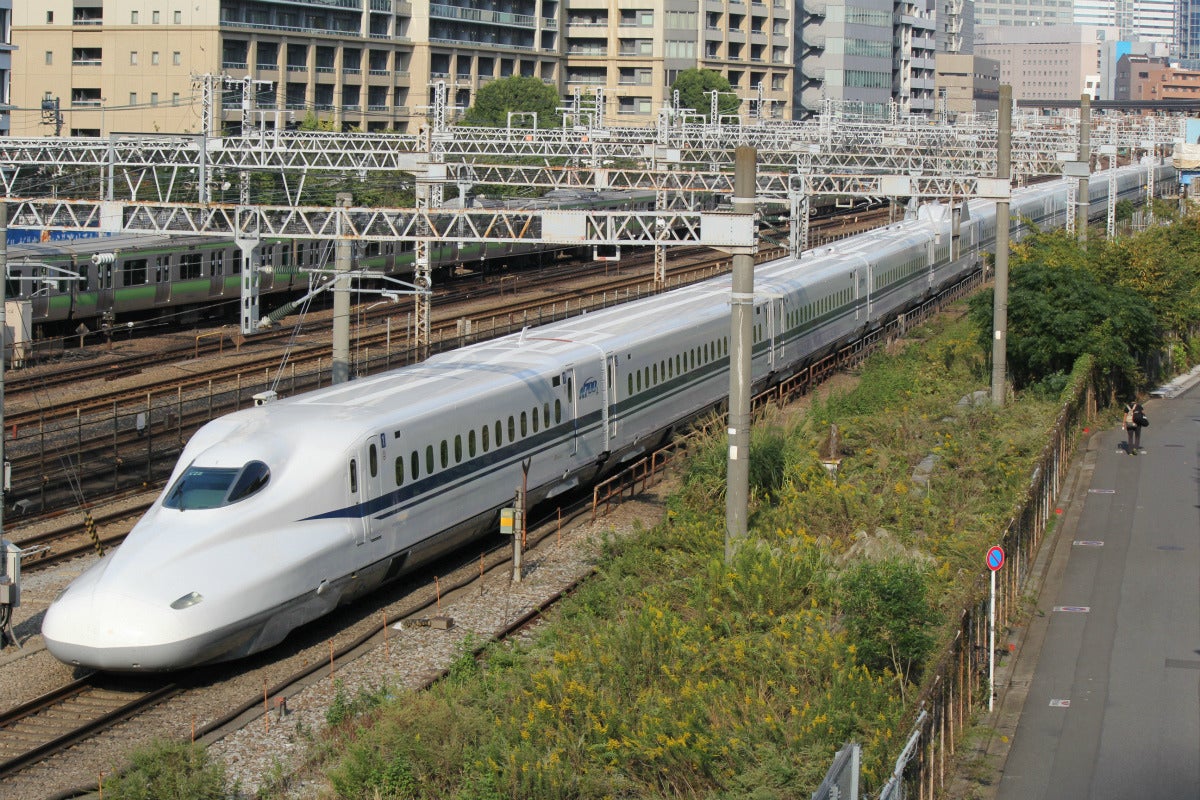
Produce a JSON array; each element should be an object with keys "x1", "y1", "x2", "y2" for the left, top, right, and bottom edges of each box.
[
  {"x1": 332, "y1": 193, "x2": 353, "y2": 384},
  {"x1": 990, "y1": 86, "x2": 1012, "y2": 408},
  {"x1": 1077, "y1": 94, "x2": 1091, "y2": 246},
  {"x1": 725, "y1": 146, "x2": 757, "y2": 562}
]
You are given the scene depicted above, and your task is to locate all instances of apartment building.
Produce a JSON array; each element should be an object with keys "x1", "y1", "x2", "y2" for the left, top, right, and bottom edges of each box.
[
  {"x1": 11, "y1": 0, "x2": 562, "y2": 136},
  {"x1": 0, "y1": 2, "x2": 11, "y2": 135}
]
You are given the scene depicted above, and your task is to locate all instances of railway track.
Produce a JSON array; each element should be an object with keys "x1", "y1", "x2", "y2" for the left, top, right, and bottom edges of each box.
[{"x1": 0, "y1": 677, "x2": 183, "y2": 783}]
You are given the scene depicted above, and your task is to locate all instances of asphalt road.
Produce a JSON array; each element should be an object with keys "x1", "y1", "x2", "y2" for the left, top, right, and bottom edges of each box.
[{"x1": 994, "y1": 383, "x2": 1200, "y2": 799}]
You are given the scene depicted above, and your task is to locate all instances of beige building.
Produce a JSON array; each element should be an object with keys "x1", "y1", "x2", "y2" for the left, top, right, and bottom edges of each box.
[
  {"x1": 11, "y1": 1, "x2": 793, "y2": 137},
  {"x1": 973, "y1": 24, "x2": 1117, "y2": 103},
  {"x1": 935, "y1": 53, "x2": 999, "y2": 114}
]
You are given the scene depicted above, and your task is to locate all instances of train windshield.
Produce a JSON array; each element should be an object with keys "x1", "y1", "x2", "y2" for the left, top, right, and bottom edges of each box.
[{"x1": 163, "y1": 461, "x2": 271, "y2": 510}]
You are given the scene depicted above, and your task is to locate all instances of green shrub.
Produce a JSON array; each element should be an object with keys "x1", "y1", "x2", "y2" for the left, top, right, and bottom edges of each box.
[
  {"x1": 837, "y1": 558, "x2": 941, "y2": 684},
  {"x1": 100, "y1": 740, "x2": 226, "y2": 800}
]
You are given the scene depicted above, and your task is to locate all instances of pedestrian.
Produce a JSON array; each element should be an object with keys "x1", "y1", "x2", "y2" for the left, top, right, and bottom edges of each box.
[{"x1": 1123, "y1": 401, "x2": 1147, "y2": 455}]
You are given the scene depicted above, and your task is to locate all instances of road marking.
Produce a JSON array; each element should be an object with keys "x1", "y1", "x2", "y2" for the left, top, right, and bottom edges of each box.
[
  {"x1": 1049, "y1": 699, "x2": 1071, "y2": 708},
  {"x1": 1072, "y1": 540, "x2": 1104, "y2": 547},
  {"x1": 1053, "y1": 606, "x2": 1091, "y2": 613},
  {"x1": 1165, "y1": 659, "x2": 1200, "y2": 670},
  {"x1": 1087, "y1": 489, "x2": 1116, "y2": 494}
]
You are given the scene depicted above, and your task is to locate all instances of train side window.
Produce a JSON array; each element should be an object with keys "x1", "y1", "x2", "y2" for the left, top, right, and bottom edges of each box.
[
  {"x1": 368, "y1": 444, "x2": 378, "y2": 478},
  {"x1": 652, "y1": 363, "x2": 658, "y2": 385},
  {"x1": 675, "y1": 355, "x2": 681, "y2": 375},
  {"x1": 531, "y1": 407, "x2": 539, "y2": 433},
  {"x1": 440, "y1": 440, "x2": 449, "y2": 469},
  {"x1": 642, "y1": 367, "x2": 649, "y2": 388},
  {"x1": 454, "y1": 435, "x2": 462, "y2": 463},
  {"x1": 468, "y1": 430, "x2": 476, "y2": 458},
  {"x1": 394, "y1": 457, "x2": 404, "y2": 486},
  {"x1": 482, "y1": 425, "x2": 490, "y2": 452},
  {"x1": 212, "y1": 250, "x2": 224, "y2": 276},
  {"x1": 180, "y1": 252, "x2": 202, "y2": 280},
  {"x1": 495, "y1": 420, "x2": 502, "y2": 446},
  {"x1": 521, "y1": 411, "x2": 528, "y2": 437},
  {"x1": 704, "y1": 343, "x2": 710, "y2": 362},
  {"x1": 425, "y1": 445, "x2": 434, "y2": 475},
  {"x1": 543, "y1": 402, "x2": 550, "y2": 428},
  {"x1": 124, "y1": 258, "x2": 147, "y2": 286},
  {"x1": 628, "y1": 374, "x2": 634, "y2": 396},
  {"x1": 554, "y1": 399, "x2": 562, "y2": 423},
  {"x1": 349, "y1": 459, "x2": 358, "y2": 494},
  {"x1": 636, "y1": 371, "x2": 642, "y2": 392},
  {"x1": 410, "y1": 450, "x2": 419, "y2": 480},
  {"x1": 508, "y1": 415, "x2": 516, "y2": 442}
]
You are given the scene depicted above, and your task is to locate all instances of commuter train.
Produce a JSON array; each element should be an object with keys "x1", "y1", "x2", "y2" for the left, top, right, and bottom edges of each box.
[
  {"x1": 42, "y1": 161, "x2": 1172, "y2": 671},
  {"x1": 5, "y1": 189, "x2": 658, "y2": 337}
]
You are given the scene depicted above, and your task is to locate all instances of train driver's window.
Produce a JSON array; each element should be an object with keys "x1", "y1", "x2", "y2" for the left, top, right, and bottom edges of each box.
[{"x1": 163, "y1": 460, "x2": 272, "y2": 509}]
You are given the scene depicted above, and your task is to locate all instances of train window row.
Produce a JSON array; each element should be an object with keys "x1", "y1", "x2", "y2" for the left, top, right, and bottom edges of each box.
[
  {"x1": 626, "y1": 336, "x2": 730, "y2": 397},
  {"x1": 787, "y1": 286, "x2": 854, "y2": 329},
  {"x1": 6, "y1": 240, "x2": 336, "y2": 297},
  {"x1": 373, "y1": 401, "x2": 566, "y2": 490},
  {"x1": 877, "y1": 255, "x2": 924, "y2": 289}
]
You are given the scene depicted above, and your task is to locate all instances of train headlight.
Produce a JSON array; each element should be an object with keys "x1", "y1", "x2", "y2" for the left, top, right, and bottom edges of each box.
[{"x1": 170, "y1": 591, "x2": 204, "y2": 610}]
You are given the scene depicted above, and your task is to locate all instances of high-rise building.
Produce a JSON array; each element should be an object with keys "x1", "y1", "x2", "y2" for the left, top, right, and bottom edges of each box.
[
  {"x1": 1073, "y1": 0, "x2": 1174, "y2": 45},
  {"x1": 974, "y1": 0, "x2": 1073, "y2": 28}
]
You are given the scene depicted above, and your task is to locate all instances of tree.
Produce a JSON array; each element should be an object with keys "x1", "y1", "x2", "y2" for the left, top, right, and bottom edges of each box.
[
  {"x1": 968, "y1": 230, "x2": 1160, "y2": 392},
  {"x1": 670, "y1": 68, "x2": 742, "y2": 122},
  {"x1": 459, "y1": 76, "x2": 562, "y2": 128}
]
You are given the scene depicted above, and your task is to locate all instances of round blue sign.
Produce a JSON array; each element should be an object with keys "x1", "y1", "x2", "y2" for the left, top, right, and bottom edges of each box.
[{"x1": 986, "y1": 545, "x2": 1005, "y2": 572}]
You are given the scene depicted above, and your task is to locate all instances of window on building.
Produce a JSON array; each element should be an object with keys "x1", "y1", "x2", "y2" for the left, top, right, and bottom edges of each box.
[
  {"x1": 130, "y1": 51, "x2": 138, "y2": 65},
  {"x1": 152, "y1": 51, "x2": 160, "y2": 65},
  {"x1": 44, "y1": 51, "x2": 52, "y2": 65},
  {"x1": 172, "y1": 92, "x2": 180, "y2": 105},
  {"x1": 129, "y1": 92, "x2": 138, "y2": 105},
  {"x1": 46, "y1": 11, "x2": 52, "y2": 23},
  {"x1": 153, "y1": 11, "x2": 160, "y2": 24},
  {"x1": 151, "y1": 92, "x2": 158, "y2": 105},
  {"x1": 174, "y1": 10, "x2": 182, "y2": 24},
  {"x1": 173, "y1": 52, "x2": 182, "y2": 66}
]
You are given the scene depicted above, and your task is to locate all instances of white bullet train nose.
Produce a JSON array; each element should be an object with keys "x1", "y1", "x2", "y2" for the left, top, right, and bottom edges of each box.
[{"x1": 42, "y1": 579, "x2": 251, "y2": 672}]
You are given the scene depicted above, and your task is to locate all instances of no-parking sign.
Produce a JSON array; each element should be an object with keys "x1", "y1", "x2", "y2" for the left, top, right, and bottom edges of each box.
[{"x1": 986, "y1": 545, "x2": 1005, "y2": 572}]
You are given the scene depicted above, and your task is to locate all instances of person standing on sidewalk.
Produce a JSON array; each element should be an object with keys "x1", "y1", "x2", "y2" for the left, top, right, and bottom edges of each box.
[{"x1": 1123, "y1": 401, "x2": 1147, "y2": 454}]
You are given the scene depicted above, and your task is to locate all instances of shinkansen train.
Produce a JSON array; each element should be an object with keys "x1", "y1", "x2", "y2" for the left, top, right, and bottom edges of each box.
[
  {"x1": 41, "y1": 161, "x2": 1172, "y2": 671},
  {"x1": 5, "y1": 189, "x2": 658, "y2": 336}
]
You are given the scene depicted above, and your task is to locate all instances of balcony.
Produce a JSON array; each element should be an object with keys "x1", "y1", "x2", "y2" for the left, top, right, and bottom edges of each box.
[{"x1": 430, "y1": 4, "x2": 537, "y2": 29}]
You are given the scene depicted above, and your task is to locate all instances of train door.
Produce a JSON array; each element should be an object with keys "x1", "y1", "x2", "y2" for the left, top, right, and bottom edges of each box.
[
  {"x1": 764, "y1": 294, "x2": 784, "y2": 369},
  {"x1": 358, "y1": 435, "x2": 386, "y2": 544},
  {"x1": 96, "y1": 257, "x2": 115, "y2": 313},
  {"x1": 561, "y1": 366, "x2": 577, "y2": 455},
  {"x1": 856, "y1": 268, "x2": 868, "y2": 321}
]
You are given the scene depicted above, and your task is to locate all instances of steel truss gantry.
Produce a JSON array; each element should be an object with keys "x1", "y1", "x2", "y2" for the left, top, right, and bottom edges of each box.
[{"x1": 0, "y1": 93, "x2": 1183, "y2": 357}]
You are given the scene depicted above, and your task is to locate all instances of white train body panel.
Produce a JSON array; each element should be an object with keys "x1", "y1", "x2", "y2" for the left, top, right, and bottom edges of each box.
[{"x1": 42, "y1": 163, "x2": 1173, "y2": 670}]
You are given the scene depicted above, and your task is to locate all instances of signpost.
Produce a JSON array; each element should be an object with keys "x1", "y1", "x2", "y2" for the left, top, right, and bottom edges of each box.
[{"x1": 986, "y1": 545, "x2": 1005, "y2": 711}]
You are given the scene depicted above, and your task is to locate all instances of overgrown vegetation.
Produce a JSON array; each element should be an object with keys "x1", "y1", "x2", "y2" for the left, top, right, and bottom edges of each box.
[{"x1": 99, "y1": 740, "x2": 227, "y2": 800}]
